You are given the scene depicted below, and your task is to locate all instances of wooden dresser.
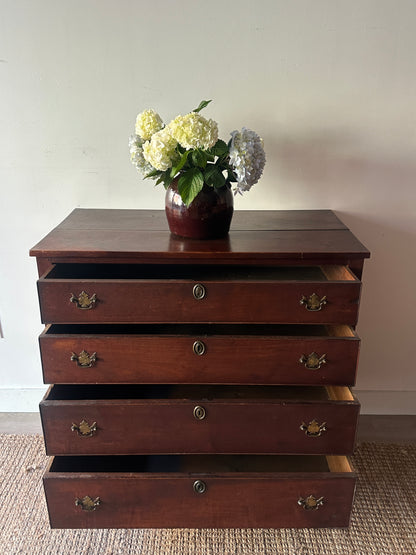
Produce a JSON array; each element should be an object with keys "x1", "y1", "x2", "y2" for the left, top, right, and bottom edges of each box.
[{"x1": 30, "y1": 209, "x2": 370, "y2": 529}]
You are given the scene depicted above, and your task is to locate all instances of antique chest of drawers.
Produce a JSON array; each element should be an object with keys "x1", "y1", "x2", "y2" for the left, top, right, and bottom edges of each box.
[{"x1": 30, "y1": 209, "x2": 370, "y2": 529}]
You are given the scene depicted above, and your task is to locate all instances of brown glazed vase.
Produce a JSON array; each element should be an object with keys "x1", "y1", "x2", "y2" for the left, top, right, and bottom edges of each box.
[{"x1": 165, "y1": 179, "x2": 234, "y2": 239}]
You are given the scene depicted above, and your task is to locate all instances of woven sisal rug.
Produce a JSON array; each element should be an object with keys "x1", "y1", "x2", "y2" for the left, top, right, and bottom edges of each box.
[{"x1": 0, "y1": 435, "x2": 415, "y2": 555}]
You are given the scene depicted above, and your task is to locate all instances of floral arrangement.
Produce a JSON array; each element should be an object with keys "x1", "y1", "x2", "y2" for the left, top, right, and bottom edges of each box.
[{"x1": 129, "y1": 100, "x2": 266, "y2": 206}]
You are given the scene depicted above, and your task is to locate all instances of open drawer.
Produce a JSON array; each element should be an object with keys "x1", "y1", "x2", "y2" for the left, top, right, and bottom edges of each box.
[
  {"x1": 43, "y1": 454, "x2": 356, "y2": 528},
  {"x1": 39, "y1": 323, "x2": 360, "y2": 386},
  {"x1": 37, "y1": 264, "x2": 361, "y2": 325},
  {"x1": 40, "y1": 385, "x2": 359, "y2": 456}
]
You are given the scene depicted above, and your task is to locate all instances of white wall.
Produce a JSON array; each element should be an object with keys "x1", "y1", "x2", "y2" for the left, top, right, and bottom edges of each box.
[{"x1": 1, "y1": 0, "x2": 415, "y2": 413}]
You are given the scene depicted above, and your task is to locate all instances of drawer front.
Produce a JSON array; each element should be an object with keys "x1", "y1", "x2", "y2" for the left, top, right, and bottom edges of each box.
[
  {"x1": 37, "y1": 267, "x2": 361, "y2": 325},
  {"x1": 40, "y1": 327, "x2": 360, "y2": 385},
  {"x1": 40, "y1": 392, "x2": 359, "y2": 456},
  {"x1": 43, "y1": 457, "x2": 356, "y2": 529}
]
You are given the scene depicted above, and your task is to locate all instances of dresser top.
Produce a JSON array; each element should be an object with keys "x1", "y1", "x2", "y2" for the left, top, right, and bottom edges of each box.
[{"x1": 30, "y1": 209, "x2": 370, "y2": 262}]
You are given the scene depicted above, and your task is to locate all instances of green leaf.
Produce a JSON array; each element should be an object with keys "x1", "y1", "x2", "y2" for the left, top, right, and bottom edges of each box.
[
  {"x1": 144, "y1": 169, "x2": 161, "y2": 179},
  {"x1": 155, "y1": 170, "x2": 173, "y2": 189},
  {"x1": 208, "y1": 139, "x2": 229, "y2": 158},
  {"x1": 162, "y1": 174, "x2": 174, "y2": 189},
  {"x1": 227, "y1": 169, "x2": 237, "y2": 183},
  {"x1": 204, "y1": 165, "x2": 226, "y2": 188},
  {"x1": 193, "y1": 99, "x2": 212, "y2": 113},
  {"x1": 170, "y1": 150, "x2": 190, "y2": 178},
  {"x1": 191, "y1": 149, "x2": 207, "y2": 169},
  {"x1": 178, "y1": 168, "x2": 204, "y2": 206}
]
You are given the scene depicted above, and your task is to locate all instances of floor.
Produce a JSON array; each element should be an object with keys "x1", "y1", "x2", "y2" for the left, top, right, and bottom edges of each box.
[
  {"x1": 0, "y1": 413, "x2": 415, "y2": 442},
  {"x1": 0, "y1": 413, "x2": 43, "y2": 434},
  {"x1": 356, "y1": 415, "x2": 416, "y2": 443}
]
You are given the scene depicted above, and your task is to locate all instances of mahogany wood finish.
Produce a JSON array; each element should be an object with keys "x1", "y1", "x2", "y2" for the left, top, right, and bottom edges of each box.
[
  {"x1": 41, "y1": 209, "x2": 349, "y2": 232},
  {"x1": 30, "y1": 209, "x2": 369, "y2": 529},
  {"x1": 30, "y1": 209, "x2": 369, "y2": 265},
  {"x1": 43, "y1": 455, "x2": 355, "y2": 529},
  {"x1": 37, "y1": 266, "x2": 361, "y2": 325},
  {"x1": 39, "y1": 324, "x2": 360, "y2": 385},
  {"x1": 40, "y1": 385, "x2": 359, "y2": 455}
]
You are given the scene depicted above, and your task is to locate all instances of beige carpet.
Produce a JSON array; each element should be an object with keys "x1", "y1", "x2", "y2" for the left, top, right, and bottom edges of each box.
[{"x1": 0, "y1": 435, "x2": 415, "y2": 555}]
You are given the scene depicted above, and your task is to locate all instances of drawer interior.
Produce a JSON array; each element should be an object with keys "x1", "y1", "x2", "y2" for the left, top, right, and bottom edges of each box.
[
  {"x1": 43, "y1": 263, "x2": 357, "y2": 282},
  {"x1": 44, "y1": 384, "x2": 353, "y2": 402},
  {"x1": 43, "y1": 323, "x2": 357, "y2": 337},
  {"x1": 47, "y1": 454, "x2": 352, "y2": 474}
]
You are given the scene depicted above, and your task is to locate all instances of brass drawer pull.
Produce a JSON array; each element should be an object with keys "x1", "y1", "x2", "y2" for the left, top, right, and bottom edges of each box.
[
  {"x1": 70, "y1": 291, "x2": 97, "y2": 310},
  {"x1": 71, "y1": 350, "x2": 97, "y2": 367},
  {"x1": 193, "y1": 340, "x2": 206, "y2": 356},
  {"x1": 298, "y1": 495, "x2": 324, "y2": 510},
  {"x1": 192, "y1": 283, "x2": 206, "y2": 300},
  {"x1": 300, "y1": 293, "x2": 327, "y2": 311},
  {"x1": 193, "y1": 406, "x2": 206, "y2": 420},
  {"x1": 299, "y1": 352, "x2": 327, "y2": 370},
  {"x1": 300, "y1": 419, "x2": 327, "y2": 437},
  {"x1": 71, "y1": 420, "x2": 97, "y2": 437},
  {"x1": 193, "y1": 480, "x2": 206, "y2": 494},
  {"x1": 75, "y1": 496, "x2": 101, "y2": 511}
]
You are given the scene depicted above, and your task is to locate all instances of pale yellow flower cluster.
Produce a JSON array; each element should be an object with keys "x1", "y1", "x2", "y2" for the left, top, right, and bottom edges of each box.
[
  {"x1": 142, "y1": 128, "x2": 178, "y2": 171},
  {"x1": 135, "y1": 108, "x2": 219, "y2": 172},
  {"x1": 135, "y1": 109, "x2": 163, "y2": 141},
  {"x1": 131, "y1": 101, "x2": 266, "y2": 206},
  {"x1": 168, "y1": 113, "x2": 218, "y2": 150}
]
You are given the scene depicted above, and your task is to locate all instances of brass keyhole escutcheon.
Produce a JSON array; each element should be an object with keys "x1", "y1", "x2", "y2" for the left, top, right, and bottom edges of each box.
[
  {"x1": 192, "y1": 283, "x2": 206, "y2": 300},
  {"x1": 75, "y1": 496, "x2": 101, "y2": 511},
  {"x1": 299, "y1": 352, "x2": 327, "y2": 370},
  {"x1": 193, "y1": 480, "x2": 206, "y2": 494},
  {"x1": 298, "y1": 495, "x2": 324, "y2": 510},
  {"x1": 193, "y1": 406, "x2": 206, "y2": 420},
  {"x1": 71, "y1": 350, "x2": 97, "y2": 368},
  {"x1": 193, "y1": 340, "x2": 206, "y2": 356},
  {"x1": 300, "y1": 293, "x2": 327, "y2": 312},
  {"x1": 70, "y1": 291, "x2": 97, "y2": 310},
  {"x1": 300, "y1": 419, "x2": 327, "y2": 437},
  {"x1": 71, "y1": 420, "x2": 97, "y2": 437}
]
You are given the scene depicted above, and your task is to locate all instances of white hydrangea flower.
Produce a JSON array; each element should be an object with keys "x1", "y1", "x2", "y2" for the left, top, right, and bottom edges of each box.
[
  {"x1": 129, "y1": 134, "x2": 154, "y2": 175},
  {"x1": 229, "y1": 128, "x2": 266, "y2": 194},
  {"x1": 142, "y1": 127, "x2": 178, "y2": 171},
  {"x1": 168, "y1": 112, "x2": 218, "y2": 150},
  {"x1": 135, "y1": 109, "x2": 163, "y2": 140}
]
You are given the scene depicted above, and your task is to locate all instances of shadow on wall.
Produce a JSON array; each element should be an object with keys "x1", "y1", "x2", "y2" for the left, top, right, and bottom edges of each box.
[
  {"x1": 263, "y1": 128, "x2": 416, "y2": 216},
  {"x1": 335, "y1": 213, "x2": 416, "y2": 390},
  {"x1": 263, "y1": 128, "x2": 416, "y2": 392}
]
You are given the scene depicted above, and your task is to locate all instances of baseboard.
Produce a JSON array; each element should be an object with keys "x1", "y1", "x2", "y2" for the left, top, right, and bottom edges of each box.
[
  {"x1": 353, "y1": 390, "x2": 416, "y2": 415},
  {"x1": 0, "y1": 387, "x2": 48, "y2": 412},
  {"x1": 0, "y1": 388, "x2": 415, "y2": 414}
]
